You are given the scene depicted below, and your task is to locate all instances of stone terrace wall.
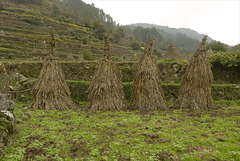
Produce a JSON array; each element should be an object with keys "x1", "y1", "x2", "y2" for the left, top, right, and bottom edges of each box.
[{"x1": 5, "y1": 61, "x2": 240, "y2": 84}]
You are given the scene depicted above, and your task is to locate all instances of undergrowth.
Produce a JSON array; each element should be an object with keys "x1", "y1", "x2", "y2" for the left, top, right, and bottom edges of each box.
[{"x1": 1, "y1": 101, "x2": 240, "y2": 160}]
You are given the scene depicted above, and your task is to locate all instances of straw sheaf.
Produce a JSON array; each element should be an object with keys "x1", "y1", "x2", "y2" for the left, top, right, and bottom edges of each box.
[
  {"x1": 162, "y1": 42, "x2": 182, "y2": 59},
  {"x1": 85, "y1": 34, "x2": 126, "y2": 111},
  {"x1": 171, "y1": 35, "x2": 215, "y2": 110},
  {"x1": 130, "y1": 38, "x2": 168, "y2": 110},
  {"x1": 30, "y1": 31, "x2": 76, "y2": 110}
]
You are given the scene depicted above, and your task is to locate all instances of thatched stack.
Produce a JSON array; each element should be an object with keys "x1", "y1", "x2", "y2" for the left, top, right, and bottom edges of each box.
[
  {"x1": 77, "y1": 53, "x2": 84, "y2": 61},
  {"x1": 171, "y1": 35, "x2": 215, "y2": 110},
  {"x1": 30, "y1": 32, "x2": 76, "y2": 110},
  {"x1": 85, "y1": 34, "x2": 126, "y2": 111},
  {"x1": 119, "y1": 54, "x2": 124, "y2": 62},
  {"x1": 162, "y1": 42, "x2": 182, "y2": 59},
  {"x1": 0, "y1": 30, "x2": 5, "y2": 36},
  {"x1": 207, "y1": 48, "x2": 214, "y2": 55},
  {"x1": 65, "y1": 53, "x2": 75, "y2": 61},
  {"x1": 130, "y1": 38, "x2": 168, "y2": 110},
  {"x1": 125, "y1": 54, "x2": 130, "y2": 61}
]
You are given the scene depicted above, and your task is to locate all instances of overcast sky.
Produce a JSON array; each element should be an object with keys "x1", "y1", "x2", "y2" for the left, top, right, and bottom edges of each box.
[{"x1": 82, "y1": 0, "x2": 240, "y2": 46}]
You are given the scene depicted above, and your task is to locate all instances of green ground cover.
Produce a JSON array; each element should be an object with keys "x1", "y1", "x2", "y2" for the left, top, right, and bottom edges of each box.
[{"x1": 1, "y1": 101, "x2": 239, "y2": 160}]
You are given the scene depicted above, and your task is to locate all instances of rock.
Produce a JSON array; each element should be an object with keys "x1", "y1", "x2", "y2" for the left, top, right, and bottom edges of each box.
[
  {"x1": 172, "y1": 64, "x2": 179, "y2": 73},
  {"x1": 0, "y1": 93, "x2": 16, "y2": 154},
  {"x1": 24, "y1": 112, "x2": 31, "y2": 118}
]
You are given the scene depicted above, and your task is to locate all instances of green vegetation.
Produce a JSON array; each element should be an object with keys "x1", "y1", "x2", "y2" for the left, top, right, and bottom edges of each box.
[
  {"x1": 207, "y1": 41, "x2": 228, "y2": 52},
  {"x1": 1, "y1": 101, "x2": 240, "y2": 160},
  {"x1": 209, "y1": 51, "x2": 240, "y2": 67}
]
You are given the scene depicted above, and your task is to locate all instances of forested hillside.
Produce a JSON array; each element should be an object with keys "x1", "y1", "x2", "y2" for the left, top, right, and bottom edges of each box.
[{"x1": 125, "y1": 23, "x2": 216, "y2": 55}]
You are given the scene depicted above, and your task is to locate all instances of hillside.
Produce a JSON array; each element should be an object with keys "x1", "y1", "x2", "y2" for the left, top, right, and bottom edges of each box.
[
  {"x1": 127, "y1": 23, "x2": 214, "y2": 43},
  {"x1": 0, "y1": 0, "x2": 141, "y2": 61},
  {"x1": 125, "y1": 23, "x2": 215, "y2": 54}
]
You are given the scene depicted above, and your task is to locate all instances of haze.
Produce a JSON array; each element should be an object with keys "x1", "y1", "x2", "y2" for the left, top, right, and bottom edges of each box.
[{"x1": 83, "y1": 0, "x2": 240, "y2": 46}]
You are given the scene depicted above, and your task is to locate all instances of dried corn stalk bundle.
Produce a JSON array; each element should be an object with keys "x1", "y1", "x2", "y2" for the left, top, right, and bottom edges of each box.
[
  {"x1": 171, "y1": 35, "x2": 215, "y2": 110},
  {"x1": 30, "y1": 32, "x2": 75, "y2": 110},
  {"x1": 77, "y1": 53, "x2": 84, "y2": 61},
  {"x1": 162, "y1": 42, "x2": 182, "y2": 59},
  {"x1": 119, "y1": 54, "x2": 124, "y2": 62},
  {"x1": 65, "y1": 53, "x2": 75, "y2": 61},
  {"x1": 130, "y1": 38, "x2": 168, "y2": 110},
  {"x1": 85, "y1": 34, "x2": 126, "y2": 111}
]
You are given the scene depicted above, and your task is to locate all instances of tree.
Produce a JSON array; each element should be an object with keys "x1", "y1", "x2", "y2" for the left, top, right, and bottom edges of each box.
[
  {"x1": 93, "y1": 19, "x2": 108, "y2": 39},
  {"x1": 93, "y1": 19, "x2": 102, "y2": 29},
  {"x1": 0, "y1": 2, "x2": 4, "y2": 10},
  {"x1": 231, "y1": 43, "x2": 240, "y2": 52},
  {"x1": 206, "y1": 41, "x2": 228, "y2": 52},
  {"x1": 130, "y1": 40, "x2": 141, "y2": 50},
  {"x1": 84, "y1": 16, "x2": 92, "y2": 28},
  {"x1": 53, "y1": 4, "x2": 60, "y2": 16},
  {"x1": 112, "y1": 31, "x2": 121, "y2": 43}
]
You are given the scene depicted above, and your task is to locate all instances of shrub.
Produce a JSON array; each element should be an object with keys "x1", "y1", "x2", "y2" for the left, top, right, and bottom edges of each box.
[
  {"x1": 23, "y1": 18, "x2": 40, "y2": 25},
  {"x1": 209, "y1": 51, "x2": 240, "y2": 67}
]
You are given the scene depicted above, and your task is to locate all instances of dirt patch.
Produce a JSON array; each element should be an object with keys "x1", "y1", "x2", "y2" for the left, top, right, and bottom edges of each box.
[
  {"x1": 217, "y1": 138, "x2": 226, "y2": 142},
  {"x1": 43, "y1": 141, "x2": 55, "y2": 148},
  {"x1": 142, "y1": 133, "x2": 172, "y2": 144},
  {"x1": 157, "y1": 152, "x2": 174, "y2": 161},
  {"x1": 26, "y1": 135, "x2": 41, "y2": 142},
  {"x1": 69, "y1": 142, "x2": 91, "y2": 158},
  {"x1": 25, "y1": 147, "x2": 46, "y2": 160},
  {"x1": 118, "y1": 156, "x2": 131, "y2": 161}
]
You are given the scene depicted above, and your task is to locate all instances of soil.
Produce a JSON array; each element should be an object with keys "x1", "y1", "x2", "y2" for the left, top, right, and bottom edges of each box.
[{"x1": 25, "y1": 147, "x2": 46, "y2": 160}]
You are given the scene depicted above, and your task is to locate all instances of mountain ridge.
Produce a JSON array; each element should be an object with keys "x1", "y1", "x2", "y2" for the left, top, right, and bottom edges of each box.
[{"x1": 126, "y1": 23, "x2": 214, "y2": 44}]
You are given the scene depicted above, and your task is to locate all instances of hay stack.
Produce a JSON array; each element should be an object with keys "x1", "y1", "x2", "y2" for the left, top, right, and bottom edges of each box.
[
  {"x1": 207, "y1": 48, "x2": 213, "y2": 55},
  {"x1": 119, "y1": 54, "x2": 124, "y2": 62},
  {"x1": 77, "y1": 53, "x2": 84, "y2": 61},
  {"x1": 30, "y1": 32, "x2": 75, "y2": 110},
  {"x1": 162, "y1": 42, "x2": 182, "y2": 59},
  {"x1": 125, "y1": 54, "x2": 130, "y2": 61},
  {"x1": 0, "y1": 30, "x2": 5, "y2": 36},
  {"x1": 130, "y1": 38, "x2": 168, "y2": 110},
  {"x1": 171, "y1": 35, "x2": 215, "y2": 110},
  {"x1": 65, "y1": 53, "x2": 75, "y2": 61},
  {"x1": 85, "y1": 34, "x2": 126, "y2": 111}
]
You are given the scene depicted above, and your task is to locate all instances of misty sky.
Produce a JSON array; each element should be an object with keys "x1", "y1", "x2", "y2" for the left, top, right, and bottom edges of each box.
[{"x1": 82, "y1": 0, "x2": 240, "y2": 46}]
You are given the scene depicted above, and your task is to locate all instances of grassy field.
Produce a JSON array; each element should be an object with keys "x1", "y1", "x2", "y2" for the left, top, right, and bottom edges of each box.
[{"x1": 1, "y1": 101, "x2": 240, "y2": 160}]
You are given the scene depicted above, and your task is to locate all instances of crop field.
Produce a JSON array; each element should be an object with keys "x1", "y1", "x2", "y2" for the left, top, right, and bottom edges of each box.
[{"x1": 1, "y1": 101, "x2": 240, "y2": 160}]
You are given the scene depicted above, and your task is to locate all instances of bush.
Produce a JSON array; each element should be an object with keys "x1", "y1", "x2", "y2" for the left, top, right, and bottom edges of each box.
[
  {"x1": 130, "y1": 40, "x2": 141, "y2": 50},
  {"x1": 23, "y1": 18, "x2": 40, "y2": 26},
  {"x1": 82, "y1": 37, "x2": 88, "y2": 44},
  {"x1": 209, "y1": 51, "x2": 240, "y2": 67}
]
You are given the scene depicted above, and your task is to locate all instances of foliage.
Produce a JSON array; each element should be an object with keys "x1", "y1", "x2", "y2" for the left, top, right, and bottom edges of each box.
[
  {"x1": 130, "y1": 40, "x2": 141, "y2": 50},
  {"x1": 0, "y1": 2, "x2": 4, "y2": 10},
  {"x1": 209, "y1": 51, "x2": 240, "y2": 67},
  {"x1": 111, "y1": 27, "x2": 125, "y2": 43},
  {"x1": 11, "y1": 0, "x2": 43, "y2": 5},
  {"x1": 93, "y1": 19, "x2": 108, "y2": 39},
  {"x1": 153, "y1": 48, "x2": 162, "y2": 58},
  {"x1": 23, "y1": 18, "x2": 41, "y2": 26},
  {"x1": 207, "y1": 41, "x2": 228, "y2": 52},
  {"x1": 84, "y1": 16, "x2": 92, "y2": 28},
  {"x1": 132, "y1": 26, "x2": 165, "y2": 50},
  {"x1": 82, "y1": 37, "x2": 88, "y2": 44},
  {"x1": 1, "y1": 101, "x2": 240, "y2": 160},
  {"x1": 231, "y1": 43, "x2": 240, "y2": 52}
]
